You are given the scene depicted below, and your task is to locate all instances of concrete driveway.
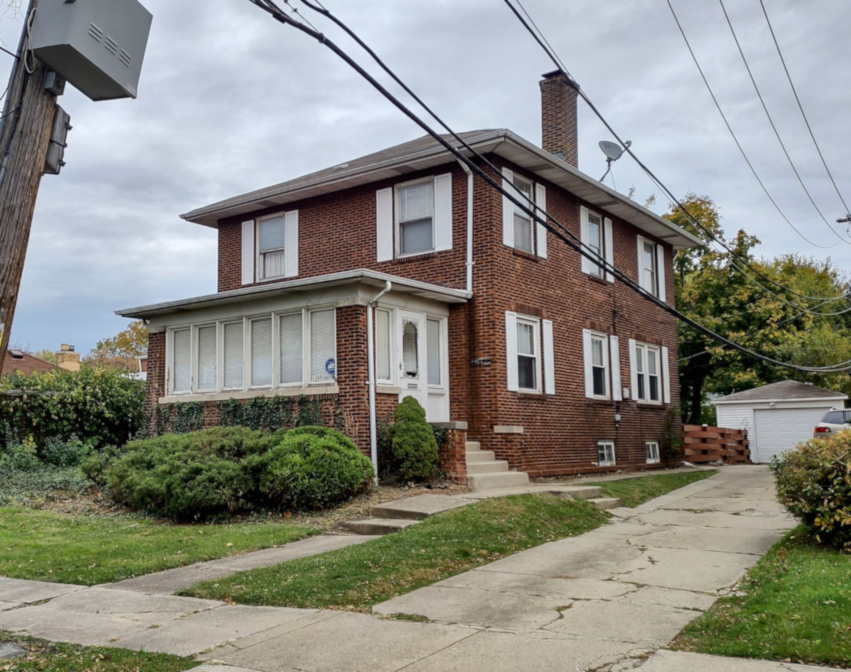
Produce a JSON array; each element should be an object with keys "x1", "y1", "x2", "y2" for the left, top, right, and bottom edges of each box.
[{"x1": 1, "y1": 466, "x2": 840, "y2": 671}]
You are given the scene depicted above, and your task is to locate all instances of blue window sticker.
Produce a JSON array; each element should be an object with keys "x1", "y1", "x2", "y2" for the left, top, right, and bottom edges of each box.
[{"x1": 325, "y1": 359, "x2": 336, "y2": 376}]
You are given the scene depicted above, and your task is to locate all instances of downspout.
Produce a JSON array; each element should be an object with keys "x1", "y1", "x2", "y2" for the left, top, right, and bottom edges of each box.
[
  {"x1": 367, "y1": 280, "x2": 392, "y2": 484},
  {"x1": 457, "y1": 159, "x2": 474, "y2": 293}
]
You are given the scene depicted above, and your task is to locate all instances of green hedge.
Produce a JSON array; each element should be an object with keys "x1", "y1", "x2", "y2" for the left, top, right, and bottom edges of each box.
[
  {"x1": 772, "y1": 432, "x2": 851, "y2": 551},
  {"x1": 390, "y1": 397, "x2": 439, "y2": 481},
  {"x1": 88, "y1": 426, "x2": 373, "y2": 521},
  {"x1": 0, "y1": 367, "x2": 145, "y2": 454}
]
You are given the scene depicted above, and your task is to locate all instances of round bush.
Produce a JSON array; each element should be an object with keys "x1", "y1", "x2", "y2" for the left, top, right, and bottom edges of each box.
[
  {"x1": 391, "y1": 397, "x2": 439, "y2": 481},
  {"x1": 99, "y1": 426, "x2": 284, "y2": 521},
  {"x1": 260, "y1": 431, "x2": 374, "y2": 511},
  {"x1": 772, "y1": 432, "x2": 851, "y2": 551}
]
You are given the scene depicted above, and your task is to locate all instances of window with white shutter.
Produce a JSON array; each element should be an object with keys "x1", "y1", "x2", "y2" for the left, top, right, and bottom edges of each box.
[
  {"x1": 310, "y1": 309, "x2": 336, "y2": 384},
  {"x1": 376, "y1": 309, "x2": 392, "y2": 382},
  {"x1": 251, "y1": 318, "x2": 273, "y2": 387},
  {"x1": 172, "y1": 328, "x2": 191, "y2": 393},
  {"x1": 398, "y1": 181, "x2": 434, "y2": 256},
  {"x1": 197, "y1": 325, "x2": 217, "y2": 391},
  {"x1": 581, "y1": 207, "x2": 609, "y2": 279},
  {"x1": 279, "y1": 313, "x2": 303, "y2": 386},
  {"x1": 583, "y1": 329, "x2": 610, "y2": 399},
  {"x1": 637, "y1": 236, "x2": 665, "y2": 300},
  {"x1": 502, "y1": 168, "x2": 544, "y2": 256},
  {"x1": 223, "y1": 322, "x2": 244, "y2": 390},
  {"x1": 256, "y1": 212, "x2": 298, "y2": 281},
  {"x1": 631, "y1": 340, "x2": 670, "y2": 405}
]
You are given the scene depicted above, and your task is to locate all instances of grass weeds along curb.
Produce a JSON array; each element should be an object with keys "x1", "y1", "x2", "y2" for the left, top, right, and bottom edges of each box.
[
  {"x1": 672, "y1": 527, "x2": 851, "y2": 668},
  {"x1": 0, "y1": 507, "x2": 319, "y2": 586},
  {"x1": 0, "y1": 632, "x2": 198, "y2": 672},
  {"x1": 183, "y1": 494, "x2": 608, "y2": 611},
  {"x1": 591, "y1": 470, "x2": 714, "y2": 508}
]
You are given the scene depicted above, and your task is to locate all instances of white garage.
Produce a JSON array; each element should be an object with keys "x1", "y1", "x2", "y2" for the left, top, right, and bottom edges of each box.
[{"x1": 712, "y1": 380, "x2": 848, "y2": 464}]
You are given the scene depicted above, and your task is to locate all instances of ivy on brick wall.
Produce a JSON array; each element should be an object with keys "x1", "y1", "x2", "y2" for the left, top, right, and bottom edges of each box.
[{"x1": 154, "y1": 402, "x2": 205, "y2": 436}]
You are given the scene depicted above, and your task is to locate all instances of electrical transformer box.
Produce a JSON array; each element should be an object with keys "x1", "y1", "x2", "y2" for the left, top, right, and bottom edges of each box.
[{"x1": 29, "y1": 0, "x2": 153, "y2": 101}]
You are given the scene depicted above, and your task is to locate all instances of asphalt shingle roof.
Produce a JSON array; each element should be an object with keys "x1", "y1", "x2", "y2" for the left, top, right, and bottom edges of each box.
[{"x1": 713, "y1": 379, "x2": 848, "y2": 404}]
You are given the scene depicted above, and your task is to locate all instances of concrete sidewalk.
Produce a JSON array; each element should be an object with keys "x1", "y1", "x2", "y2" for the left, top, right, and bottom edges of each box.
[{"x1": 0, "y1": 466, "x2": 842, "y2": 671}]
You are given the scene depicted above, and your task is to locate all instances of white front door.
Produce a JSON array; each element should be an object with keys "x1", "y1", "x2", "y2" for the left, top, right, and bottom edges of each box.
[
  {"x1": 396, "y1": 310, "x2": 449, "y2": 421},
  {"x1": 398, "y1": 310, "x2": 426, "y2": 410}
]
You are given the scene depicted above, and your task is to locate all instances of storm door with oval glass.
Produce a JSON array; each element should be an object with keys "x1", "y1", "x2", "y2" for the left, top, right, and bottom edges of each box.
[{"x1": 396, "y1": 310, "x2": 449, "y2": 421}]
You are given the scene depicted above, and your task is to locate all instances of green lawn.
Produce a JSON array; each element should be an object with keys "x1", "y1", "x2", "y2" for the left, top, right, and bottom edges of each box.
[
  {"x1": 0, "y1": 507, "x2": 320, "y2": 586},
  {"x1": 183, "y1": 494, "x2": 608, "y2": 611},
  {"x1": 591, "y1": 469, "x2": 715, "y2": 508},
  {"x1": 0, "y1": 632, "x2": 197, "y2": 672},
  {"x1": 672, "y1": 527, "x2": 851, "y2": 668}
]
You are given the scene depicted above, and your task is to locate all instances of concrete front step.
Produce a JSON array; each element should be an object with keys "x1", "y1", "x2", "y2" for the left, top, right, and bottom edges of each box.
[
  {"x1": 465, "y1": 441, "x2": 481, "y2": 452},
  {"x1": 556, "y1": 486, "x2": 603, "y2": 500},
  {"x1": 466, "y1": 461, "x2": 509, "y2": 475},
  {"x1": 588, "y1": 497, "x2": 623, "y2": 510},
  {"x1": 341, "y1": 518, "x2": 418, "y2": 536},
  {"x1": 371, "y1": 494, "x2": 469, "y2": 521},
  {"x1": 465, "y1": 450, "x2": 496, "y2": 463},
  {"x1": 467, "y1": 471, "x2": 530, "y2": 491}
]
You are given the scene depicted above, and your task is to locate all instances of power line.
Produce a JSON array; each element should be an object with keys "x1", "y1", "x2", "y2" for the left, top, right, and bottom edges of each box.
[
  {"x1": 758, "y1": 0, "x2": 851, "y2": 220},
  {"x1": 500, "y1": 0, "x2": 850, "y2": 304},
  {"x1": 667, "y1": 0, "x2": 841, "y2": 249},
  {"x1": 245, "y1": 0, "x2": 851, "y2": 373},
  {"x1": 717, "y1": 0, "x2": 850, "y2": 245}
]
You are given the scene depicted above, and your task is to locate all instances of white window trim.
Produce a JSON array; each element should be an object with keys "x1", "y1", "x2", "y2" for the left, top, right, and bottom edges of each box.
[
  {"x1": 256, "y1": 213, "x2": 286, "y2": 282},
  {"x1": 646, "y1": 441, "x2": 661, "y2": 465},
  {"x1": 597, "y1": 440, "x2": 616, "y2": 467},
  {"x1": 395, "y1": 176, "x2": 437, "y2": 259},
  {"x1": 634, "y1": 342, "x2": 663, "y2": 405},
  {"x1": 583, "y1": 329, "x2": 610, "y2": 400},
  {"x1": 426, "y1": 315, "x2": 449, "y2": 391},
  {"x1": 516, "y1": 315, "x2": 542, "y2": 394},
  {"x1": 307, "y1": 307, "x2": 338, "y2": 385},
  {"x1": 375, "y1": 307, "x2": 395, "y2": 384},
  {"x1": 636, "y1": 236, "x2": 666, "y2": 301}
]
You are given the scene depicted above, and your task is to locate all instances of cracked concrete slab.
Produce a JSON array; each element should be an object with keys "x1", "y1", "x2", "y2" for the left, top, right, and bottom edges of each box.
[
  {"x1": 216, "y1": 611, "x2": 475, "y2": 672},
  {"x1": 192, "y1": 666, "x2": 264, "y2": 672},
  {"x1": 112, "y1": 605, "x2": 318, "y2": 657},
  {"x1": 43, "y1": 586, "x2": 222, "y2": 615},
  {"x1": 436, "y1": 571, "x2": 638, "y2": 601},
  {"x1": 543, "y1": 600, "x2": 701, "y2": 646},
  {"x1": 613, "y1": 547, "x2": 758, "y2": 592},
  {"x1": 635, "y1": 650, "x2": 845, "y2": 671},
  {"x1": 402, "y1": 629, "x2": 650, "y2": 672},
  {"x1": 105, "y1": 534, "x2": 378, "y2": 595},
  {"x1": 0, "y1": 602, "x2": 20, "y2": 611},
  {"x1": 614, "y1": 585, "x2": 717, "y2": 611},
  {"x1": 0, "y1": 578, "x2": 84, "y2": 604},
  {"x1": 636, "y1": 525, "x2": 784, "y2": 556},
  {"x1": 373, "y1": 585, "x2": 569, "y2": 629},
  {"x1": 656, "y1": 497, "x2": 785, "y2": 514},
  {"x1": 633, "y1": 510, "x2": 797, "y2": 531}
]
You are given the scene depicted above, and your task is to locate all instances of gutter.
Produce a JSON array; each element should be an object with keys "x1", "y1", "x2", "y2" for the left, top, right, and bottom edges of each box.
[
  {"x1": 367, "y1": 281, "x2": 392, "y2": 484},
  {"x1": 457, "y1": 158, "x2": 474, "y2": 294}
]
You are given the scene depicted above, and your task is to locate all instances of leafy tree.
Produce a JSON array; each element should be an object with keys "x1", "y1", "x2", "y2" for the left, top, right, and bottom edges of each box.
[
  {"x1": 30, "y1": 349, "x2": 57, "y2": 365},
  {"x1": 85, "y1": 321, "x2": 148, "y2": 373},
  {"x1": 667, "y1": 194, "x2": 851, "y2": 424}
]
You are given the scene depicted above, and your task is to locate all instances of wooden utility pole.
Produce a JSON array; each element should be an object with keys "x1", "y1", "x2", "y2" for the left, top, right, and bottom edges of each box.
[{"x1": 0, "y1": 0, "x2": 57, "y2": 358}]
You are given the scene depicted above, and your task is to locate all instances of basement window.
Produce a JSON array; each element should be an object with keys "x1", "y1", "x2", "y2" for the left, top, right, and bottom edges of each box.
[
  {"x1": 597, "y1": 441, "x2": 616, "y2": 467},
  {"x1": 646, "y1": 441, "x2": 661, "y2": 464}
]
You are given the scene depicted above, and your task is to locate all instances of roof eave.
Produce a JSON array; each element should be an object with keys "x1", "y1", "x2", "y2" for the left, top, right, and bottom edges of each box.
[{"x1": 712, "y1": 395, "x2": 849, "y2": 405}]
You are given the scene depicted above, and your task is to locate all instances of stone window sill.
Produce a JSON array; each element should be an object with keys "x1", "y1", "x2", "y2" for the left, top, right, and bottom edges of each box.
[{"x1": 160, "y1": 385, "x2": 339, "y2": 404}]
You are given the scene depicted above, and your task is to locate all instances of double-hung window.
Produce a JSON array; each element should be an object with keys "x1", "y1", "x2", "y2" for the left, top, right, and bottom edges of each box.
[
  {"x1": 196, "y1": 325, "x2": 217, "y2": 392},
  {"x1": 398, "y1": 181, "x2": 434, "y2": 256},
  {"x1": 172, "y1": 328, "x2": 191, "y2": 393},
  {"x1": 257, "y1": 217, "x2": 287, "y2": 280},
  {"x1": 582, "y1": 330, "x2": 610, "y2": 399},
  {"x1": 629, "y1": 339, "x2": 671, "y2": 405},
  {"x1": 597, "y1": 441, "x2": 616, "y2": 467},
  {"x1": 646, "y1": 441, "x2": 661, "y2": 464},
  {"x1": 505, "y1": 312, "x2": 555, "y2": 395},
  {"x1": 637, "y1": 235, "x2": 666, "y2": 300},
  {"x1": 516, "y1": 317, "x2": 540, "y2": 392},
  {"x1": 581, "y1": 207, "x2": 613, "y2": 281},
  {"x1": 634, "y1": 343, "x2": 661, "y2": 403},
  {"x1": 512, "y1": 177, "x2": 534, "y2": 254},
  {"x1": 222, "y1": 322, "x2": 244, "y2": 390}
]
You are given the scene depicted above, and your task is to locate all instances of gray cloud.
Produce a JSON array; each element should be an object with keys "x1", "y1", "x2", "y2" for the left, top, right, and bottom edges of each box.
[{"x1": 2, "y1": 0, "x2": 849, "y2": 354}]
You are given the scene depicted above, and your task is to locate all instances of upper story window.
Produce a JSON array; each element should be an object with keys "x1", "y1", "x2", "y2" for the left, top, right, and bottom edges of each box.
[
  {"x1": 629, "y1": 339, "x2": 672, "y2": 405},
  {"x1": 399, "y1": 181, "x2": 435, "y2": 256},
  {"x1": 241, "y1": 211, "x2": 299, "y2": 286},
  {"x1": 637, "y1": 235, "x2": 666, "y2": 301},
  {"x1": 502, "y1": 167, "x2": 547, "y2": 259},
  {"x1": 580, "y1": 207, "x2": 613, "y2": 282},
  {"x1": 376, "y1": 174, "x2": 453, "y2": 263}
]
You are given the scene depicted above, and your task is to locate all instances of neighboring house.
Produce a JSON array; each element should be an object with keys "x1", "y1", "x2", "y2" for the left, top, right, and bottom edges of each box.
[
  {"x1": 713, "y1": 380, "x2": 848, "y2": 464},
  {"x1": 1, "y1": 350, "x2": 59, "y2": 377},
  {"x1": 126, "y1": 355, "x2": 148, "y2": 382},
  {"x1": 118, "y1": 72, "x2": 701, "y2": 482}
]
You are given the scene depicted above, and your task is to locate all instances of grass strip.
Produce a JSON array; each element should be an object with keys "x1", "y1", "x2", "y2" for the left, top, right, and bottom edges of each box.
[
  {"x1": 0, "y1": 507, "x2": 320, "y2": 586},
  {"x1": 672, "y1": 527, "x2": 851, "y2": 668},
  {"x1": 0, "y1": 632, "x2": 198, "y2": 672},
  {"x1": 590, "y1": 470, "x2": 715, "y2": 508},
  {"x1": 183, "y1": 494, "x2": 608, "y2": 611}
]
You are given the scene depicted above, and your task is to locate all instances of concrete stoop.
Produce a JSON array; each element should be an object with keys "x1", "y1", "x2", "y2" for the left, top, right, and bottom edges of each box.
[{"x1": 465, "y1": 440, "x2": 530, "y2": 491}]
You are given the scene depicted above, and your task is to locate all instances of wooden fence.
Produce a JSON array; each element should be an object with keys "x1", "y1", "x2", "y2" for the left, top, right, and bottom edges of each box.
[{"x1": 683, "y1": 425, "x2": 751, "y2": 464}]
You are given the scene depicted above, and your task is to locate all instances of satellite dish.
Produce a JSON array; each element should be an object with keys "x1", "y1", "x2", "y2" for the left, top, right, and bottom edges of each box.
[{"x1": 599, "y1": 140, "x2": 626, "y2": 161}]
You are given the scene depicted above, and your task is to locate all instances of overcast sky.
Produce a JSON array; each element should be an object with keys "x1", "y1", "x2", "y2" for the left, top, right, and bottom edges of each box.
[{"x1": 1, "y1": 0, "x2": 849, "y2": 355}]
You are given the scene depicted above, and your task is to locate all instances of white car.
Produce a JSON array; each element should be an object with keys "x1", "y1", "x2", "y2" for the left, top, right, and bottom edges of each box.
[{"x1": 813, "y1": 409, "x2": 851, "y2": 438}]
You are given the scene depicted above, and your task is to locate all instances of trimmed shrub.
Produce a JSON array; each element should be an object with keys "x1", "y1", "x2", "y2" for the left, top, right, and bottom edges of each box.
[
  {"x1": 259, "y1": 431, "x2": 374, "y2": 511},
  {"x1": 93, "y1": 425, "x2": 372, "y2": 520},
  {"x1": 391, "y1": 397, "x2": 439, "y2": 481},
  {"x1": 772, "y1": 432, "x2": 851, "y2": 551},
  {"x1": 0, "y1": 367, "x2": 145, "y2": 453}
]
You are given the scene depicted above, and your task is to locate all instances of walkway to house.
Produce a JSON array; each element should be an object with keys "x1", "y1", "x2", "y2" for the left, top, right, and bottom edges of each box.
[{"x1": 0, "y1": 466, "x2": 841, "y2": 671}]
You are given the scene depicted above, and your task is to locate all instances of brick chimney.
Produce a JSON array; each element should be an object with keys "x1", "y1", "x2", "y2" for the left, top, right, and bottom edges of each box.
[
  {"x1": 540, "y1": 70, "x2": 579, "y2": 167},
  {"x1": 55, "y1": 344, "x2": 80, "y2": 372}
]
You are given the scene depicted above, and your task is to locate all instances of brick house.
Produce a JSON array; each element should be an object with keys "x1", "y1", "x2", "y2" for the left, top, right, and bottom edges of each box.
[{"x1": 118, "y1": 72, "x2": 700, "y2": 487}]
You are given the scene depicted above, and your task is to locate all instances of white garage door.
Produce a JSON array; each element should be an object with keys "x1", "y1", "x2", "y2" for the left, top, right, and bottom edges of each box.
[{"x1": 753, "y1": 407, "x2": 830, "y2": 463}]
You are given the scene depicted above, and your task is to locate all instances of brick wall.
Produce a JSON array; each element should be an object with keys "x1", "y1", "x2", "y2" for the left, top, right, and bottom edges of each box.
[{"x1": 540, "y1": 72, "x2": 579, "y2": 167}]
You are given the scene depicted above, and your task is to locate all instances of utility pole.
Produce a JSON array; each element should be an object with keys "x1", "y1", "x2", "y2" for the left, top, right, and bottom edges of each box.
[{"x1": 0, "y1": 0, "x2": 57, "y2": 359}]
